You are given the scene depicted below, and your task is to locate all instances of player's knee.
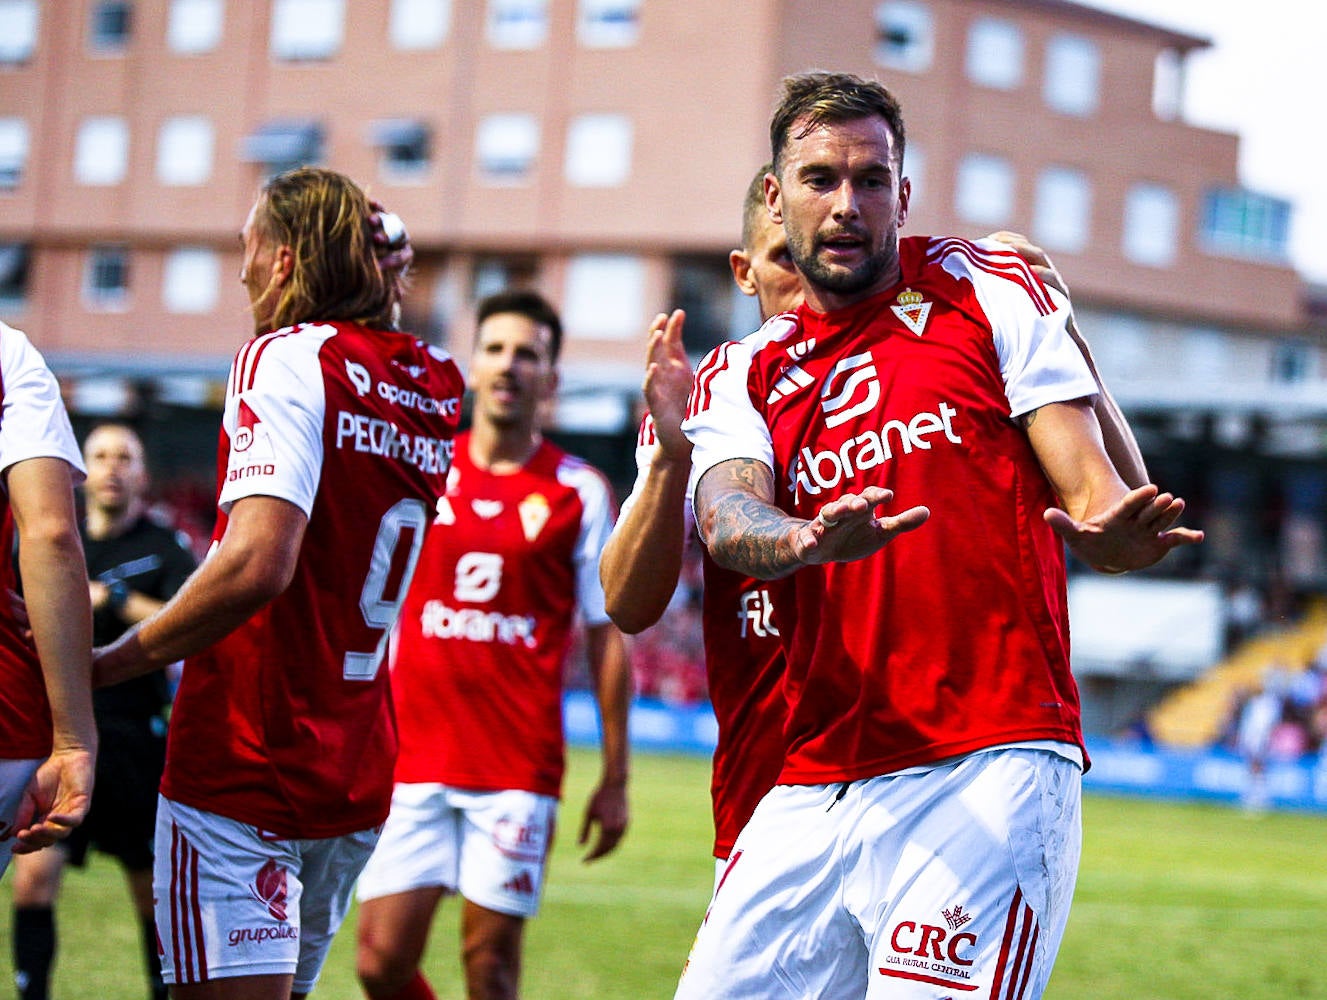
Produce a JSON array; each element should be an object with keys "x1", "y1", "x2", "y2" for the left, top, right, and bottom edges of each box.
[
  {"x1": 462, "y1": 938, "x2": 520, "y2": 1000},
  {"x1": 355, "y1": 931, "x2": 414, "y2": 997}
]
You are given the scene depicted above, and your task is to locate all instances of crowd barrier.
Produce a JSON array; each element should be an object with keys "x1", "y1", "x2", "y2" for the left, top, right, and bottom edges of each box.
[{"x1": 565, "y1": 693, "x2": 1327, "y2": 813}]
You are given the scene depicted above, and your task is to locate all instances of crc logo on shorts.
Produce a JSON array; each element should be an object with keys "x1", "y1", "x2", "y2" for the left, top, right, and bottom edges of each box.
[
  {"x1": 249, "y1": 859, "x2": 289, "y2": 921},
  {"x1": 878, "y1": 904, "x2": 978, "y2": 991},
  {"x1": 493, "y1": 817, "x2": 548, "y2": 862},
  {"x1": 820, "y1": 352, "x2": 880, "y2": 429}
]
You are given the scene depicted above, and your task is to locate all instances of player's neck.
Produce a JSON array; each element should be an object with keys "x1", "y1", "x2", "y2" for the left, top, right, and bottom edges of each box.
[
  {"x1": 85, "y1": 499, "x2": 142, "y2": 541},
  {"x1": 468, "y1": 419, "x2": 542, "y2": 475}
]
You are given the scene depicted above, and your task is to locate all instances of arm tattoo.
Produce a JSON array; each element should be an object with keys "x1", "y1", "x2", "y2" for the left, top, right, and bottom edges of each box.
[{"x1": 697, "y1": 459, "x2": 803, "y2": 579}]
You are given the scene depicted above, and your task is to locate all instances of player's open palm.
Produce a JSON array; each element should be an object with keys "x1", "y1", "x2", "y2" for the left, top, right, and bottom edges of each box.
[
  {"x1": 13, "y1": 746, "x2": 94, "y2": 853},
  {"x1": 1044, "y1": 484, "x2": 1204, "y2": 573},
  {"x1": 642, "y1": 309, "x2": 694, "y2": 462},
  {"x1": 796, "y1": 488, "x2": 930, "y2": 565}
]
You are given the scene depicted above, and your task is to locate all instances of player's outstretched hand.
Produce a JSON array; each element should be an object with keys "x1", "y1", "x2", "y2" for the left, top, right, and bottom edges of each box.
[
  {"x1": 792, "y1": 487, "x2": 930, "y2": 566},
  {"x1": 578, "y1": 780, "x2": 628, "y2": 862},
  {"x1": 989, "y1": 230, "x2": 1068, "y2": 298},
  {"x1": 12, "y1": 746, "x2": 94, "y2": 854},
  {"x1": 642, "y1": 310, "x2": 694, "y2": 463},
  {"x1": 1043, "y1": 484, "x2": 1204, "y2": 573}
]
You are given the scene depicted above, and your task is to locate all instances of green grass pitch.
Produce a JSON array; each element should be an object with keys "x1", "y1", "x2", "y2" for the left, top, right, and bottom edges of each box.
[{"x1": 2, "y1": 747, "x2": 1324, "y2": 998}]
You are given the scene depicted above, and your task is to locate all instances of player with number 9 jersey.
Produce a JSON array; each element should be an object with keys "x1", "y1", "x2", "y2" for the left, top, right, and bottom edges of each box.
[{"x1": 161, "y1": 321, "x2": 462, "y2": 838}]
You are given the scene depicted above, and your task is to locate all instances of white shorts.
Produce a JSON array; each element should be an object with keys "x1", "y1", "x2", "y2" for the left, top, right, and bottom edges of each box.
[
  {"x1": 0, "y1": 758, "x2": 42, "y2": 877},
  {"x1": 675, "y1": 748, "x2": 1082, "y2": 1000},
  {"x1": 153, "y1": 795, "x2": 379, "y2": 993},
  {"x1": 356, "y1": 783, "x2": 557, "y2": 919}
]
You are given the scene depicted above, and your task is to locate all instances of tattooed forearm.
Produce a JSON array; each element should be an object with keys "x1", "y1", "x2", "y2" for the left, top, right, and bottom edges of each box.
[{"x1": 696, "y1": 459, "x2": 805, "y2": 579}]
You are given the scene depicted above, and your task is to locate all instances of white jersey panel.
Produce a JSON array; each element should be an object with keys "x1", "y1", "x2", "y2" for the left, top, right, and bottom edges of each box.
[
  {"x1": 936, "y1": 239, "x2": 1097, "y2": 419},
  {"x1": 556, "y1": 457, "x2": 616, "y2": 628},
  {"x1": 0, "y1": 323, "x2": 85, "y2": 481},
  {"x1": 218, "y1": 326, "x2": 335, "y2": 516}
]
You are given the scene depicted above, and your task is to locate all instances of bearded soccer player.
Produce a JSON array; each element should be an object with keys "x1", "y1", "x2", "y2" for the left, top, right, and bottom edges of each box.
[
  {"x1": 602, "y1": 168, "x2": 1147, "y2": 878},
  {"x1": 356, "y1": 290, "x2": 630, "y2": 1000},
  {"x1": 0, "y1": 323, "x2": 96, "y2": 878},
  {"x1": 674, "y1": 72, "x2": 1202, "y2": 999},
  {"x1": 93, "y1": 168, "x2": 463, "y2": 1000}
]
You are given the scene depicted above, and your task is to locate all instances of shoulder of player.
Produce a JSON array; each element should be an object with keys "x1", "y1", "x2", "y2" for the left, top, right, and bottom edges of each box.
[
  {"x1": 548, "y1": 447, "x2": 615, "y2": 507},
  {"x1": 921, "y1": 235, "x2": 1055, "y2": 315}
]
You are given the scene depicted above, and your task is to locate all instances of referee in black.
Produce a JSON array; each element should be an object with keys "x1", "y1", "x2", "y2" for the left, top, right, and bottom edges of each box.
[{"x1": 11, "y1": 423, "x2": 198, "y2": 1000}]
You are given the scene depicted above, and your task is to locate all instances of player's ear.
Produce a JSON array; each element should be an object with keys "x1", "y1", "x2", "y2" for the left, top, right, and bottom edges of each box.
[
  {"x1": 896, "y1": 176, "x2": 911, "y2": 228},
  {"x1": 272, "y1": 245, "x2": 294, "y2": 287},
  {"x1": 764, "y1": 172, "x2": 782, "y2": 225},
  {"x1": 730, "y1": 249, "x2": 757, "y2": 297}
]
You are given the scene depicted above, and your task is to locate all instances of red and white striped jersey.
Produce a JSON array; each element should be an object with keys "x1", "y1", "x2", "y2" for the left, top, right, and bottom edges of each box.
[
  {"x1": 683, "y1": 236, "x2": 1098, "y2": 785},
  {"x1": 624, "y1": 414, "x2": 786, "y2": 859},
  {"x1": 161, "y1": 321, "x2": 463, "y2": 838},
  {"x1": 391, "y1": 434, "x2": 617, "y2": 798},
  {"x1": 0, "y1": 323, "x2": 86, "y2": 760}
]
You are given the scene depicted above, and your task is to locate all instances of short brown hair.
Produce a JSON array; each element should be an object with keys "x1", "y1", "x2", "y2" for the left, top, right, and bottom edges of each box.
[
  {"x1": 475, "y1": 289, "x2": 563, "y2": 363},
  {"x1": 251, "y1": 167, "x2": 400, "y2": 331},
  {"x1": 769, "y1": 71, "x2": 906, "y2": 175}
]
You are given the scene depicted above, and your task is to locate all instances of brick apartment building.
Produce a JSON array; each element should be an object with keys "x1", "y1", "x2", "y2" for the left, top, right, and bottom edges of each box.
[{"x1": 1, "y1": 0, "x2": 1322, "y2": 587}]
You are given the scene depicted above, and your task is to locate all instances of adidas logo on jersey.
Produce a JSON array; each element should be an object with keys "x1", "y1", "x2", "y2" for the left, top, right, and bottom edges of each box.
[{"x1": 791, "y1": 400, "x2": 963, "y2": 500}]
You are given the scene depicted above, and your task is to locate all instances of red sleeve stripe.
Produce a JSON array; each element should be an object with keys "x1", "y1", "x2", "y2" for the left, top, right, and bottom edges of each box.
[
  {"x1": 928, "y1": 237, "x2": 1056, "y2": 316},
  {"x1": 688, "y1": 342, "x2": 733, "y2": 419},
  {"x1": 637, "y1": 414, "x2": 656, "y2": 447}
]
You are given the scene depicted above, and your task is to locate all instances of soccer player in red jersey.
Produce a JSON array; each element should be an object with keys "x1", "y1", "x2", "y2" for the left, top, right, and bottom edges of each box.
[
  {"x1": 94, "y1": 168, "x2": 464, "y2": 1000},
  {"x1": 600, "y1": 166, "x2": 799, "y2": 872},
  {"x1": 0, "y1": 322, "x2": 96, "y2": 877},
  {"x1": 674, "y1": 73, "x2": 1203, "y2": 999},
  {"x1": 355, "y1": 291, "x2": 631, "y2": 1000}
]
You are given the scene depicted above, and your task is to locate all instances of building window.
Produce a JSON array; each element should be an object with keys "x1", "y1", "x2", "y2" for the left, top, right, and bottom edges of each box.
[
  {"x1": 1271, "y1": 341, "x2": 1312, "y2": 385},
  {"x1": 1044, "y1": 33, "x2": 1100, "y2": 117},
  {"x1": 565, "y1": 114, "x2": 632, "y2": 188},
  {"x1": 1201, "y1": 187, "x2": 1290, "y2": 262},
  {"x1": 167, "y1": 0, "x2": 223, "y2": 54},
  {"x1": 157, "y1": 116, "x2": 214, "y2": 186},
  {"x1": 487, "y1": 0, "x2": 547, "y2": 50},
  {"x1": 0, "y1": 243, "x2": 30, "y2": 311},
  {"x1": 74, "y1": 116, "x2": 129, "y2": 186},
  {"x1": 370, "y1": 119, "x2": 431, "y2": 181},
  {"x1": 671, "y1": 255, "x2": 734, "y2": 355},
  {"x1": 874, "y1": 1, "x2": 932, "y2": 73},
  {"x1": 241, "y1": 120, "x2": 324, "y2": 176},
  {"x1": 390, "y1": 0, "x2": 449, "y2": 49},
  {"x1": 0, "y1": 0, "x2": 39, "y2": 64},
  {"x1": 163, "y1": 247, "x2": 220, "y2": 314},
  {"x1": 475, "y1": 114, "x2": 538, "y2": 182},
  {"x1": 1152, "y1": 49, "x2": 1182, "y2": 121},
  {"x1": 1123, "y1": 182, "x2": 1178, "y2": 267},
  {"x1": 470, "y1": 255, "x2": 537, "y2": 302},
  {"x1": 89, "y1": 0, "x2": 131, "y2": 52},
  {"x1": 578, "y1": 0, "x2": 639, "y2": 48},
  {"x1": 955, "y1": 153, "x2": 1013, "y2": 226},
  {"x1": 270, "y1": 0, "x2": 344, "y2": 60},
  {"x1": 1033, "y1": 166, "x2": 1091, "y2": 253},
  {"x1": 563, "y1": 254, "x2": 643, "y2": 340},
  {"x1": 0, "y1": 118, "x2": 29, "y2": 190},
  {"x1": 84, "y1": 245, "x2": 131, "y2": 311},
  {"x1": 966, "y1": 17, "x2": 1022, "y2": 90}
]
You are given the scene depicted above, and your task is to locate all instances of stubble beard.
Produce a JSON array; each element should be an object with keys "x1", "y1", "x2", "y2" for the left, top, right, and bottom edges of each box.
[{"x1": 788, "y1": 227, "x2": 897, "y2": 298}]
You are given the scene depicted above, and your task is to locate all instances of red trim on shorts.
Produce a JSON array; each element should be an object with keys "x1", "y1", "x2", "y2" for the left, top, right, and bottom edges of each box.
[
  {"x1": 169, "y1": 821, "x2": 209, "y2": 984},
  {"x1": 988, "y1": 888, "x2": 1039, "y2": 1000},
  {"x1": 878, "y1": 968, "x2": 979, "y2": 991}
]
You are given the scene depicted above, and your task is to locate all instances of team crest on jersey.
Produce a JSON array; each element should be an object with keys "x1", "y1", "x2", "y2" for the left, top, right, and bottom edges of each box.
[
  {"x1": 891, "y1": 288, "x2": 932, "y2": 337},
  {"x1": 472, "y1": 499, "x2": 504, "y2": 520},
  {"x1": 518, "y1": 493, "x2": 551, "y2": 542}
]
